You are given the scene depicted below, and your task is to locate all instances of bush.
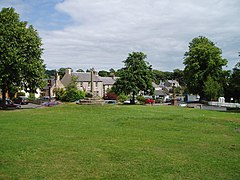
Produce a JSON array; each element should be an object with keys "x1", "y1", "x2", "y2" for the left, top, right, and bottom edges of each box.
[
  {"x1": 54, "y1": 88, "x2": 66, "y2": 100},
  {"x1": 28, "y1": 93, "x2": 36, "y2": 101},
  {"x1": 137, "y1": 96, "x2": 146, "y2": 104},
  {"x1": 104, "y1": 92, "x2": 118, "y2": 100},
  {"x1": 54, "y1": 76, "x2": 85, "y2": 102},
  {"x1": 117, "y1": 94, "x2": 128, "y2": 103},
  {"x1": 63, "y1": 89, "x2": 85, "y2": 102}
]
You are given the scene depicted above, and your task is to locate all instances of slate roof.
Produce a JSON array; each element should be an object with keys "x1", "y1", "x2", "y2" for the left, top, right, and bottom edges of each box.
[
  {"x1": 165, "y1": 80, "x2": 180, "y2": 87},
  {"x1": 152, "y1": 82, "x2": 159, "y2": 88},
  {"x1": 99, "y1": 77, "x2": 116, "y2": 85},
  {"x1": 155, "y1": 89, "x2": 166, "y2": 96},
  {"x1": 72, "y1": 72, "x2": 102, "y2": 82}
]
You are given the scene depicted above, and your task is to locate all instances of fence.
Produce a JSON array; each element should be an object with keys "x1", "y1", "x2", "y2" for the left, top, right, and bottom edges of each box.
[{"x1": 208, "y1": 102, "x2": 240, "y2": 108}]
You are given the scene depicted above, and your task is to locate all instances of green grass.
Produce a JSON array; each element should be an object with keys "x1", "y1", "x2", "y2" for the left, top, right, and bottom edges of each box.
[{"x1": 0, "y1": 104, "x2": 240, "y2": 179}]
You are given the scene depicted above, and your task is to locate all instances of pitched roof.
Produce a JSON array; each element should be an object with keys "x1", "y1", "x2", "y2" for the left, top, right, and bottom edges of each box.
[
  {"x1": 152, "y1": 82, "x2": 159, "y2": 88},
  {"x1": 72, "y1": 72, "x2": 102, "y2": 82},
  {"x1": 99, "y1": 77, "x2": 116, "y2": 85},
  {"x1": 155, "y1": 89, "x2": 166, "y2": 96}
]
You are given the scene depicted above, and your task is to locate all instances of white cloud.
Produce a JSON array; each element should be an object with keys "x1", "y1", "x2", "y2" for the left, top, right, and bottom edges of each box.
[{"x1": 2, "y1": 0, "x2": 240, "y2": 71}]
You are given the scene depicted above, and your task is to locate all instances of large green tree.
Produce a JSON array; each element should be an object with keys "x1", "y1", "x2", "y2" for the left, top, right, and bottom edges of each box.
[
  {"x1": 228, "y1": 61, "x2": 240, "y2": 102},
  {"x1": 173, "y1": 69, "x2": 185, "y2": 86},
  {"x1": 0, "y1": 7, "x2": 45, "y2": 106},
  {"x1": 183, "y1": 36, "x2": 227, "y2": 99},
  {"x1": 112, "y1": 52, "x2": 154, "y2": 104},
  {"x1": 203, "y1": 76, "x2": 222, "y2": 101},
  {"x1": 98, "y1": 70, "x2": 110, "y2": 77}
]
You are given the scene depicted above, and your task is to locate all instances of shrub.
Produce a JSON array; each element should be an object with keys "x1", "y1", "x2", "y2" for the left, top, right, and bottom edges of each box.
[
  {"x1": 63, "y1": 89, "x2": 85, "y2": 102},
  {"x1": 28, "y1": 93, "x2": 36, "y2": 101},
  {"x1": 54, "y1": 88, "x2": 66, "y2": 100},
  {"x1": 104, "y1": 92, "x2": 118, "y2": 100},
  {"x1": 137, "y1": 95, "x2": 146, "y2": 104},
  {"x1": 56, "y1": 76, "x2": 86, "y2": 102},
  {"x1": 117, "y1": 94, "x2": 128, "y2": 103}
]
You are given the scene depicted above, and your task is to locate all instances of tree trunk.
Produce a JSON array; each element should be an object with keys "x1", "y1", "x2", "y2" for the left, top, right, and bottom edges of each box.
[
  {"x1": 131, "y1": 92, "x2": 136, "y2": 104},
  {"x1": 1, "y1": 85, "x2": 7, "y2": 109}
]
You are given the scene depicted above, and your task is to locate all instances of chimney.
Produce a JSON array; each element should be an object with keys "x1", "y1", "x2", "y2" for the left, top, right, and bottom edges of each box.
[
  {"x1": 93, "y1": 71, "x2": 98, "y2": 76},
  {"x1": 110, "y1": 73, "x2": 115, "y2": 79},
  {"x1": 56, "y1": 73, "x2": 60, "y2": 81},
  {"x1": 65, "y1": 68, "x2": 71, "y2": 75}
]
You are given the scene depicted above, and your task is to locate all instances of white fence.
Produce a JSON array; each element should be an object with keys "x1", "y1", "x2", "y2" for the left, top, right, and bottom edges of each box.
[{"x1": 208, "y1": 102, "x2": 240, "y2": 108}]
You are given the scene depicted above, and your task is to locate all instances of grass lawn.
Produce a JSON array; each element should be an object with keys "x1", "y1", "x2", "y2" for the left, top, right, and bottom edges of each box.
[{"x1": 0, "y1": 104, "x2": 240, "y2": 179}]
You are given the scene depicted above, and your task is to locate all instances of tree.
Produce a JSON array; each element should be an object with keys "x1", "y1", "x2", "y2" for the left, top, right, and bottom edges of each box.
[
  {"x1": 0, "y1": 7, "x2": 45, "y2": 107},
  {"x1": 76, "y1": 69, "x2": 84, "y2": 72},
  {"x1": 228, "y1": 61, "x2": 240, "y2": 102},
  {"x1": 152, "y1": 70, "x2": 165, "y2": 84},
  {"x1": 173, "y1": 69, "x2": 185, "y2": 86},
  {"x1": 98, "y1": 70, "x2": 109, "y2": 77},
  {"x1": 45, "y1": 69, "x2": 56, "y2": 78},
  {"x1": 112, "y1": 52, "x2": 154, "y2": 104},
  {"x1": 203, "y1": 76, "x2": 221, "y2": 101},
  {"x1": 183, "y1": 36, "x2": 227, "y2": 99},
  {"x1": 109, "y1": 68, "x2": 116, "y2": 74}
]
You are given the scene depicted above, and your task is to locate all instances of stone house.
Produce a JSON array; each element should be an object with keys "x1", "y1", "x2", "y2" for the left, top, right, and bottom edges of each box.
[
  {"x1": 99, "y1": 77, "x2": 116, "y2": 96},
  {"x1": 61, "y1": 69, "x2": 104, "y2": 97},
  {"x1": 42, "y1": 74, "x2": 65, "y2": 97}
]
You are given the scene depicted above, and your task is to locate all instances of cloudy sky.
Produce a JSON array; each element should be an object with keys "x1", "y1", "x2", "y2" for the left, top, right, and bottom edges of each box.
[{"x1": 1, "y1": 0, "x2": 239, "y2": 71}]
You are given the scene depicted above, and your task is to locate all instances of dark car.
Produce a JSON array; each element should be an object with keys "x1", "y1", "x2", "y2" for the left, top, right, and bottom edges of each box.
[
  {"x1": 14, "y1": 96, "x2": 29, "y2": 105},
  {"x1": 0, "y1": 99, "x2": 21, "y2": 109},
  {"x1": 40, "y1": 96, "x2": 50, "y2": 101}
]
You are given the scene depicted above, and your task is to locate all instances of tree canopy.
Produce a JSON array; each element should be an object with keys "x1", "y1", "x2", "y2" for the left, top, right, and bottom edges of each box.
[
  {"x1": 227, "y1": 61, "x2": 240, "y2": 102},
  {"x1": 98, "y1": 70, "x2": 110, "y2": 77},
  {"x1": 112, "y1": 52, "x2": 154, "y2": 104},
  {"x1": 76, "y1": 69, "x2": 84, "y2": 72},
  {"x1": 183, "y1": 36, "x2": 227, "y2": 99},
  {"x1": 0, "y1": 7, "x2": 45, "y2": 105}
]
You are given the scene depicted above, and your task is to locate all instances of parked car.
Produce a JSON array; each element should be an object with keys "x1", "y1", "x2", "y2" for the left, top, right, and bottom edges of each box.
[
  {"x1": 123, "y1": 99, "x2": 138, "y2": 104},
  {"x1": 39, "y1": 96, "x2": 50, "y2": 101},
  {"x1": 0, "y1": 98, "x2": 21, "y2": 109},
  {"x1": 145, "y1": 98, "x2": 155, "y2": 104},
  {"x1": 143, "y1": 95, "x2": 155, "y2": 104},
  {"x1": 104, "y1": 100, "x2": 117, "y2": 104},
  {"x1": 14, "y1": 96, "x2": 29, "y2": 105}
]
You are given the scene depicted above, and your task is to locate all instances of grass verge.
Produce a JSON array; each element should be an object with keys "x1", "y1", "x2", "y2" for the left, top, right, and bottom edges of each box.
[{"x1": 0, "y1": 104, "x2": 240, "y2": 179}]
